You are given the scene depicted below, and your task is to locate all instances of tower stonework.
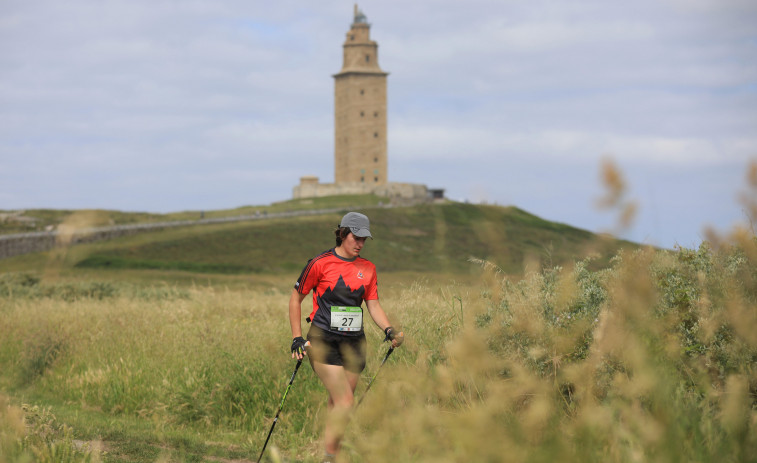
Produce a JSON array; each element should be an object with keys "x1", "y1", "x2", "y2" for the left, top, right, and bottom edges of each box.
[
  {"x1": 333, "y1": 6, "x2": 388, "y2": 185},
  {"x1": 292, "y1": 6, "x2": 439, "y2": 203}
]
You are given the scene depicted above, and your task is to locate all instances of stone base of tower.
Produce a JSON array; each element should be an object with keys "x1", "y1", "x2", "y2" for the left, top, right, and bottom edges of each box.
[{"x1": 293, "y1": 176, "x2": 438, "y2": 204}]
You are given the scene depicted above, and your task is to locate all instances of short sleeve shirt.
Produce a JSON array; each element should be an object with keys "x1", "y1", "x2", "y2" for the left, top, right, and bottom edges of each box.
[{"x1": 295, "y1": 248, "x2": 378, "y2": 337}]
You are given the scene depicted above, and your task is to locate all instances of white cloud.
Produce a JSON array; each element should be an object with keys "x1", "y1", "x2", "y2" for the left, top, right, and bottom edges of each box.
[
  {"x1": 390, "y1": 121, "x2": 756, "y2": 166},
  {"x1": 0, "y1": 0, "x2": 755, "y2": 247}
]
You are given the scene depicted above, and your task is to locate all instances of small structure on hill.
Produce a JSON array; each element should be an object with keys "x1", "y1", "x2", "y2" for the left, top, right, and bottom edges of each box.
[{"x1": 293, "y1": 5, "x2": 443, "y2": 203}]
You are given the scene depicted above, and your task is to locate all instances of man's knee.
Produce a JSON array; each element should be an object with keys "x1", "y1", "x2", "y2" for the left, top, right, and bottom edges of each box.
[{"x1": 332, "y1": 391, "x2": 354, "y2": 408}]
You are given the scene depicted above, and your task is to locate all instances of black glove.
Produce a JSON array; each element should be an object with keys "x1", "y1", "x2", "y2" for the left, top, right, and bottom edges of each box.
[
  {"x1": 291, "y1": 336, "x2": 308, "y2": 356},
  {"x1": 384, "y1": 327, "x2": 404, "y2": 346}
]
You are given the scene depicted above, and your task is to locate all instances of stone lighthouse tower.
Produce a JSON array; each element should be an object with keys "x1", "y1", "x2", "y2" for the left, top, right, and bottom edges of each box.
[
  {"x1": 292, "y1": 6, "x2": 435, "y2": 202},
  {"x1": 333, "y1": 5, "x2": 388, "y2": 185}
]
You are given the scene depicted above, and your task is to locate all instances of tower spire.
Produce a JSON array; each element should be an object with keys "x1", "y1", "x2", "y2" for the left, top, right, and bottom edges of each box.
[{"x1": 353, "y1": 4, "x2": 367, "y2": 25}]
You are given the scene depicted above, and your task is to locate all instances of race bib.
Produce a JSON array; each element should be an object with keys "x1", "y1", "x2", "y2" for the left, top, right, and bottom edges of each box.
[{"x1": 330, "y1": 306, "x2": 363, "y2": 332}]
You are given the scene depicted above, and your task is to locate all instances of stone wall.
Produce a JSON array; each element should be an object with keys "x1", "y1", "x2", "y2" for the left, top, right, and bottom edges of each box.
[
  {"x1": 0, "y1": 208, "x2": 356, "y2": 260},
  {"x1": 292, "y1": 178, "x2": 430, "y2": 203},
  {"x1": 0, "y1": 232, "x2": 58, "y2": 259}
]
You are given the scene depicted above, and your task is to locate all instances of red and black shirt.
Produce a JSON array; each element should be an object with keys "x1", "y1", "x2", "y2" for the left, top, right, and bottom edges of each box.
[{"x1": 294, "y1": 248, "x2": 378, "y2": 337}]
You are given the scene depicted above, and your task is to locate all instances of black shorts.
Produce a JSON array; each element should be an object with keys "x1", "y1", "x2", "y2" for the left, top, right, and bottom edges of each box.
[{"x1": 306, "y1": 324, "x2": 367, "y2": 373}]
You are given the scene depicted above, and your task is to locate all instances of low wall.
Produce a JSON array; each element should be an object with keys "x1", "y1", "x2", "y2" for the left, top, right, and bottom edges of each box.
[
  {"x1": 293, "y1": 180, "x2": 429, "y2": 202},
  {"x1": 0, "y1": 207, "x2": 358, "y2": 260}
]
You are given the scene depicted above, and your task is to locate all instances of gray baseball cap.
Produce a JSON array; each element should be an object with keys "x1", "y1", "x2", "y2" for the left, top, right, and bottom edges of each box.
[{"x1": 340, "y1": 212, "x2": 373, "y2": 238}]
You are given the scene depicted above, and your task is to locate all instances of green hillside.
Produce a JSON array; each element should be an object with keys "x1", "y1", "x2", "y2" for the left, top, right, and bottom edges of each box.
[
  {"x1": 0, "y1": 194, "x2": 386, "y2": 235},
  {"x1": 0, "y1": 199, "x2": 635, "y2": 278}
]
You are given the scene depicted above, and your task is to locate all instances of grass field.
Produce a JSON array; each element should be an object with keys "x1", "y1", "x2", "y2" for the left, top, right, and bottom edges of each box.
[{"x1": 1, "y1": 200, "x2": 755, "y2": 462}]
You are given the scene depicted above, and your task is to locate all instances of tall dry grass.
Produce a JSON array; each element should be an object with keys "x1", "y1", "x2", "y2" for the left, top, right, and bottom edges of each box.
[
  {"x1": 345, "y1": 237, "x2": 757, "y2": 462},
  {"x1": 1, "y1": 237, "x2": 756, "y2": 462}
]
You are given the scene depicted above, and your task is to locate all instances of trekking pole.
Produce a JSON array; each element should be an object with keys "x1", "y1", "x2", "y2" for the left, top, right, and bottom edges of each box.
[
  {"x1": 356, "y1": 345, "x2": 394, "y2": 408},
  {"x1": 257, "y1": 357, "x2": 306, "y2": 463}
]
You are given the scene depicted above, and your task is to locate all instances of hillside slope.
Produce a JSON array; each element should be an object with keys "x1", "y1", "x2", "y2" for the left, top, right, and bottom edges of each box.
[{"x1": 43, "y1": 202, "x2": 633, "y2": 276}]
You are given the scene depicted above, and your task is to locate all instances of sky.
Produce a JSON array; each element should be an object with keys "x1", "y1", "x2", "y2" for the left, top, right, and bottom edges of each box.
[{"x1": 1, "y1": 0, "x2": 756, "y2": 249}]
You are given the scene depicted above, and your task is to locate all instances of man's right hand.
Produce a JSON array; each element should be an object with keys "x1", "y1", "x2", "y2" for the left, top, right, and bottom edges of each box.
[
  {"x1": 384, "y1": 327, "x2": 404, "y2": 348},
  {"x1": 291, "y1": 336, "x2": 308, "y2": 360}
]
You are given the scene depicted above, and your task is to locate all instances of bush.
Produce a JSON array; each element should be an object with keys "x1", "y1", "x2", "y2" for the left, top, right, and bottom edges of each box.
[
  {"x1": 0, "y1": 395, "x2": 98, "y2": 463},
  {"x1": 348, "y1": 241, "x2": 757, "y2": 462},
  {"x1": 0, "y1": 272, "x2": 189, "y2": 302}
]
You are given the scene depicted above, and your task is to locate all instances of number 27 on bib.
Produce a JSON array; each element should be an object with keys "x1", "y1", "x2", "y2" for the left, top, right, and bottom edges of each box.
[{"x1": 330, "y1": 306, "x2": 363, "y2": 332}]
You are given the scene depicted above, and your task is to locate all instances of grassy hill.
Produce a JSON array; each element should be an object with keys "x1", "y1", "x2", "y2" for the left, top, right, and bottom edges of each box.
[
  {"x1": 0, "y1": 195, "x2": 387, "y2": 235},
  {"x1": 0, "y1": 197, "x2": 635, "y2": 280}
]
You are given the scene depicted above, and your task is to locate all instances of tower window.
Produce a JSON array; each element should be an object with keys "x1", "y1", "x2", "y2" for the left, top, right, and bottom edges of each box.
[
  {"x1": 350, "y1": 35, "x2": 355, "y2": 41},
  {"x1": 374, "y1": 177, "x2": 378, "y2": 182},
  {"x1": 360, "y1": 111, "x2": 364, "y2": 117},
  {"x1": 360, "y1": 89, "x2": 364, "y2": 95},
  {"x1": 374, "y1": 111, "x2": 378, "y2": 117},
  {"x1": 365, "y1": 55, "x2": 370, "y2": 63},
  {"x1": 374, "y1": 132, "x2": 378, "y2": 138},
  {"x1": 374, "y1": 157, "x2": 378, "y2": 163},
  {"x1": 361, "y1": 176, "x2": 365, "y2": 182}
]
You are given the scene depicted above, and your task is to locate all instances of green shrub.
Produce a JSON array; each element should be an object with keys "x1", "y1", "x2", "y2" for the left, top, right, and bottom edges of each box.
[
  {"x1": 349, "y1": 241, "x2": 757, "y2": 462},
  {"x1": 0, "y1": 395, "x2": 97, "y2": 463},
  {"x1": 19, "y1": 330, "x2": 67, "y2": 386},
  {"x1": 0, "y1": 272, "x2": 189, "y2": 302}
]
